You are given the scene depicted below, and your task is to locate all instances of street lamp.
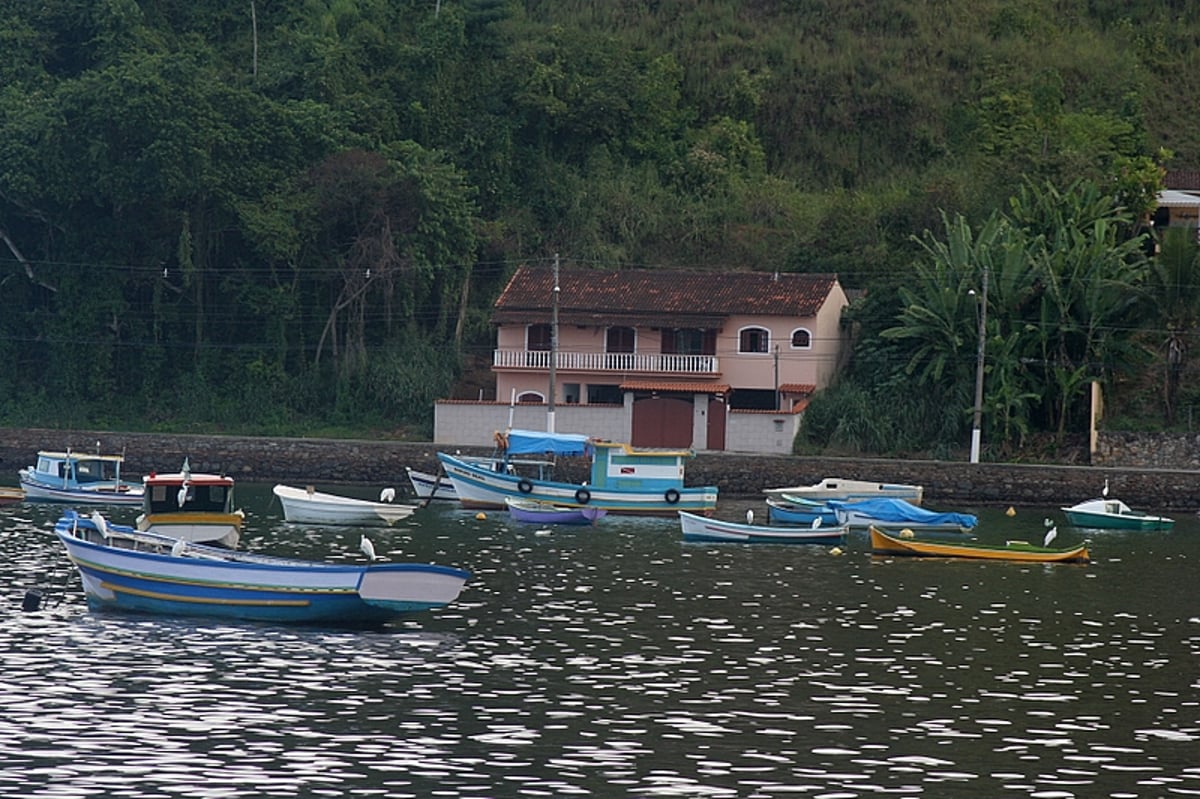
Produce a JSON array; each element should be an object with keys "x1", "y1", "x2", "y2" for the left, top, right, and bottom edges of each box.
[{"x1": 969, "y1": 265, "x2": 989, "y2": 464}]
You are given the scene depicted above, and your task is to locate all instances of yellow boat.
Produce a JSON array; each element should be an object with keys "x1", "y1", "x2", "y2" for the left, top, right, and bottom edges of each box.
[{"x1": 869, "y1": 525, "x2": 1090, "y2": 563}]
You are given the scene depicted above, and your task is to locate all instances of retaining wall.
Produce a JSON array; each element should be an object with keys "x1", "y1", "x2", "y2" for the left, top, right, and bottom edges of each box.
[{"x1": 3, "y1": 427, "x2": 1198, "y2": 510}]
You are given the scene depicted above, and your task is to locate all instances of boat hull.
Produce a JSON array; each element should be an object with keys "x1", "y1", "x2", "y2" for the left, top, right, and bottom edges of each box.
[
  {"x1": 438, "y1": 452, "x2": 717, "y2": 516},
  {"x1": 19, "y1": 475, "x2": 144, "y2": 506},
  {"x1": 505, "y1": 498, "x2": 607, "y2": 525},
  {"x1": 765, "y1": 497, "x2": 839, "y2": 526},
  {"x1": 679, "y1": 511, "x2": 846, "y2": 544},
  {"x1": 1062, "y1": 509, "x2": 1173, "y2": 530},
  {"x1": 764, "y1": 478, "x2": 923, "y2": 505},
  {"x1": 274, "y1": 485, "x2": 417, "y2": 526},
  {"x1": 54, "y1": 512, "x2": 469, "y2": 626},
  {"x1": 869, "y1": 526, "x2": 1090, "y2": 563},
  {"x1": 405, "y1": 468, "x2": 459, "y2": 501}
]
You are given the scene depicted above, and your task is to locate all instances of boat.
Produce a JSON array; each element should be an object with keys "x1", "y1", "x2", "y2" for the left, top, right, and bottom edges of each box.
[
  {"x1": 505, "y1": 497, "x2": 607, "y2": 525},
  {"x1": 52, "y1": 509, "x2": 469, "y2": 626},
  {"x1": 405, "y1": 467, "x2": 459, "y2": 501},
  {"x1": 18, "y1": 448, "x2": 144, "y2": 506},
  {"x1": 829, "y1": 497, "x2": 977, "y2": 532},
  {"x1": 868, "y1": 525, "x2": 1090, "y2": 563},
  {"x1": 1061, "y1": 493, "x2": 1174, "y2": 531},
  {"x1": 0, "y1": 486, "x2": 24, "y2": 505},
  {"x1": 274, "y1": 484, "x2": 418, "y2": 527},
  {"x1": 437, "y1": 429, "x2": 718, "y2": 516},
  {"x1": 136, "y1": 463, "x2": 243, "y2": 547},
  {"x1": 765, "y1": 496, "x2": 840, "y2": 526},
  {"x1": 679, "y1": 510, "x2": 847, "y2": 544},
  {"x1": 763, "y1": 477, "x2": 923, "y2": 505}
]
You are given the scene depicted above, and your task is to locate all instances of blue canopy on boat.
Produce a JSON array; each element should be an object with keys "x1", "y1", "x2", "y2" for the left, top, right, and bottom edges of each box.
[
  {"x1": 504, "y1": 429, "x2": 592, "y2": 457},
  {"x1": 829, "y1": 498, "x2": 977, "y2": 528}
]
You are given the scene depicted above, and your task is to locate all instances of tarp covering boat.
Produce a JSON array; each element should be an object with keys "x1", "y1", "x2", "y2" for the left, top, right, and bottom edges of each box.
[
  {"x1": 502, "y1": 429, "x2": 591, "y2": 457},
  {"x1": 829, "y1": 498, "x2": 977, "y2": 529}
]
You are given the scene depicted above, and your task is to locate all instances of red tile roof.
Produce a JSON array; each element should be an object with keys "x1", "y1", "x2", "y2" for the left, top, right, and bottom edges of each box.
[
  {"x1": 778, "y1": 383, "x2": 816, "y2": 394},
  {"x1": 493, "y1": 266, "x2": 840, "y2": 326}
]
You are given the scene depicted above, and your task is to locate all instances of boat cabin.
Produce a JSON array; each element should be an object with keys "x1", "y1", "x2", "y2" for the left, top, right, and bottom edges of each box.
[{"x1": 144, "y1": 472, "x2": 236, "y2": 516}]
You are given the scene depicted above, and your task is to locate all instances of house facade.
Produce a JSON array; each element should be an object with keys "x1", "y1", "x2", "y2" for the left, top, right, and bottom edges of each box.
[{"x1": 434, "y1": 266, "x2": 849, "y2": 454}]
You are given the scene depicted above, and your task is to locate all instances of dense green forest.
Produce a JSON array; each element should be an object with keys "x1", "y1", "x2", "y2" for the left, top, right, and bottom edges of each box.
[{"x1": 2, "y1": 0, "x2": 1199, "y2": 456}]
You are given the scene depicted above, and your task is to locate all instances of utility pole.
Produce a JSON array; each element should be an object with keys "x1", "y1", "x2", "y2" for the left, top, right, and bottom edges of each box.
[
  {"x1": 970, "y1": 265, "x2": 989, "y2": 464},
  {"x1": 547, "y1": 253, "x2": 559, "y2": 433}
]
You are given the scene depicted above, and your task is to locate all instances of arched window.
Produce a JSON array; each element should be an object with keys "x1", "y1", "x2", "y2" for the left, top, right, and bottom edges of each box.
[
  {"x1": 738, "y1": 326, "x2": 770, "y2": 353},
  {"x1": 517, "y1": 391, "x2": 545, "y2": 403},
  {"x1": 790, "y1": 328, "x2": 812, "y2": 349}
]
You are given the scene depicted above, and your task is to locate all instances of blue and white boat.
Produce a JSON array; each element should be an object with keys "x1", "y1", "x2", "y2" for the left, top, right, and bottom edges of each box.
[
  {"x1": 679, "y1": 510, "x2": 847, "y2": 545},
  {"x1": 53, "y1": 510, "x2": 470, "y2": 626},
  {"x1": 765, "y1": 496, "x2": 840, "y2": 526},
  {"x1": 437, "y1": 429, "x2": 718, "y2": 516},
  {"x1": 19, "y1": 448, "x2": 144, "y2": 506},
  {"x1": 829, "y1": 498, "x2": 977, "y2": 532}
]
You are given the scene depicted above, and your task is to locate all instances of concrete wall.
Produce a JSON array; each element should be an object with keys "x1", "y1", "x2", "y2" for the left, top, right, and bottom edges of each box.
[
  {"x1": 6, "y1": 426, "x2": 1200, "y2": 509},
  {"x1": 725, "y1": 410, "x2": 802, "y2": 455},
  {"x1": 433, "y1": 401, "x2": 628, "y2": 447}
]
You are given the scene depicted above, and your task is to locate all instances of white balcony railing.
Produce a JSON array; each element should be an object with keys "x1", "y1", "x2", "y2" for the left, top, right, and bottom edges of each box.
[{"x1": 493, "y1": 349, "x2": 719, "y2": 375}]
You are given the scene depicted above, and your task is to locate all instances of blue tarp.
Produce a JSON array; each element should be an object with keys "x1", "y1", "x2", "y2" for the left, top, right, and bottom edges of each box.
[
  {"x1": 504, "y1": 429, "x2": 592, "y2": 457},
  {"x1": 828, "y1": 498, "x2": 977, "y2": 528}
]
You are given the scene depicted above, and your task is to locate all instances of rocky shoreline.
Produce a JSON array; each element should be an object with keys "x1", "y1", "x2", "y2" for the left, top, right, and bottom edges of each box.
[{"x1": 2, "y1": 427, "x2": 1197, "y2": 511}]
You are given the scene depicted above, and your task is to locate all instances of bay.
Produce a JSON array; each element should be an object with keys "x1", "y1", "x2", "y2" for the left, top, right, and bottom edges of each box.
[{"x1": 1, "y1": 484, "x2": 1198, "y2": 798}]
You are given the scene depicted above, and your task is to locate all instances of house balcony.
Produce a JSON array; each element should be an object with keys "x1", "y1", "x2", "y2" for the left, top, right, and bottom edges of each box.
[{"x1": 493, "y1": 349, "x2": 720, "y2": 375}]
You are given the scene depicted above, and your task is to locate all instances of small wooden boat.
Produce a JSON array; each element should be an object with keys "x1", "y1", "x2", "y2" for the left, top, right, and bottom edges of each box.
[
  {"x1": 764, "y1": 477, "x2": 923, "y2": 505},
  {"x1": 274, "y1": 484, "x2": 417, "y2": 527},
  {"x1": 869, "y1": 526, "x2": 1090, "y2": 563},
  {"x1": 0, "y1": 486, "x2": 24, "y2": 505},
  {"x1": 53, "y1": 510, "x2": 470, "y2": 626},
  {"x1": 505, "y1": 497, "x2": 607, "y2": 525},
  {"x1": 1061, "y1": 497, "x2": 1174, "y2": 531},
  {"x1": 765, "y1": 496, "x2": 839, "y2": 526},
  {"x1": 679, "y1": 510, "x2": 847, "y2": 545},
  {"x1": 137, "y1": 463, "x2": 243, "y2": 547},
  {"x1": 19, "y1": 448, "x2": 144, "y2": 506},
  {"x1": 405, "y1": 467, "x2": 459, "y2": 501}
]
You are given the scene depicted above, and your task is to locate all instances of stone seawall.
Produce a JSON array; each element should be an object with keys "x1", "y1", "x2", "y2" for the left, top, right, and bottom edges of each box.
[{"x1": 4, "y1": 427, "x2": 1199, "y2": 510}]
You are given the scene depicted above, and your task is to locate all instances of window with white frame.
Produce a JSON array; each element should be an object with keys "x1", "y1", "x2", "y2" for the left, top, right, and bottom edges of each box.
[
  {"x1": 790, "y1": 328, "x2": 812, "y2": 349},
  {"x1": 738, "y1": 326, "x2": 770, "y2": 353}
]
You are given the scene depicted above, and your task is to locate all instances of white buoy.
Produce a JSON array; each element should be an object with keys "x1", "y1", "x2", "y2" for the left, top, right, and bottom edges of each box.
[
  {"x1": 360, "y1": 535, "x2": 377, "y2": 561},
  {"x1": 379, "y1": 487, "x2": 396, "y2": 503}
]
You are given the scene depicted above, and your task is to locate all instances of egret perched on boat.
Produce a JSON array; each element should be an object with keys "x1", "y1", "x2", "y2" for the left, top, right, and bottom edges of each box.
[
  {"x1": 380, "y1": 487, "x2": 396, "y2": 503},
  {"x1": 811, "y1": 517, "x2": 821, "y2": 530},
  {"x1": 90, "y1": 511, "x2": 109, "y2": 539},
  {"x1": 171, "y1": 539, "x2": 187, "y2": 558},
  {"x1": 1102, "y1": 478, "x2": 1109, "y2": 497},
  {"x1": 360, "y1": 535, "x2": 378, "y2": 561},
  {"x1": 177, "y1": 483, "x2": 189, "y2": 508},
  {"x1": 746, "y1": 509, "x2": 754, "y2": 525},
  {"x1": 1043, "y1": 526, "x2": 1058, "y2": 547}
]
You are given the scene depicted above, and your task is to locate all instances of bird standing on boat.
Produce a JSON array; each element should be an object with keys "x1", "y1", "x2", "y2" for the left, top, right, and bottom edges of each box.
[
  {"x1": 380, "y1": 487, "x2": 396, "y2": 503},
  {"x1": 90, "y1": 511, "x2": 109, "y2": 538},
  {"x1": 360, "y1": 535, "x2": 378, "y2": 561},
  {"x1": 1043, "y1": 526, "x2": 1058, "y2": 547}
]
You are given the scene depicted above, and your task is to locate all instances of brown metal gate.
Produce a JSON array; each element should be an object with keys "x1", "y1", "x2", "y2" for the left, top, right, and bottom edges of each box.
[{"x1": 631, "y1": 396, "x2": 693, "y2": 448}]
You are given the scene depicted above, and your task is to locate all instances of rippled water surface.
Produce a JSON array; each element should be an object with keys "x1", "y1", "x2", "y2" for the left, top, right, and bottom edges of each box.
[{"x1": 2, "y1": 484, "x2": 1199, "y2": 798}]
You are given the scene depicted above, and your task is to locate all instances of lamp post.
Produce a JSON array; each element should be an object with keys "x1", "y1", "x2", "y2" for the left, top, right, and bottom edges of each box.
[{"x1": 969, "y1": 265, "x2": 988, "y2": 464}]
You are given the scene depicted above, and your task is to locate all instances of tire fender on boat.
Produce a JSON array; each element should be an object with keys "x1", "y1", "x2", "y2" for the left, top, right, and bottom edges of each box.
[
  {"x1": 575, "y1": 488, "x2": 591, "y2": 505},
  {"x1": 518, "y1": 479, "x2": 534, "y2": 494},
  {"x1": 664, "y1": 488, "x2": 681, "y2": 505}
]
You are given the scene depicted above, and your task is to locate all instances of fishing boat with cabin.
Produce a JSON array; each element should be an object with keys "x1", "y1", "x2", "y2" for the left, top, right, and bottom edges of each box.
[{"x1": 437, "y1": 429, "x2": 718, "y2": 516}]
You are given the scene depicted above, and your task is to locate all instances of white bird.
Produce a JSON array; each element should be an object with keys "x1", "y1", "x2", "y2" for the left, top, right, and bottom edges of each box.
[
  {"x1": 380, "y1": 487, "x2": 396, "y2": 503},
  {"x1": 90, "y1": 511, "x2": 109, "y2": 539},
  {"x1": 177, "y1": 484, "x2": 188, "y2": 508},
  {"x1": 360, "y1": 535, "x2": 378, "y2": 561},
  {"x1": 746, "y1": 509, "x2": 754, "y2": 525},
  {"x1": 1043, "y1": 526, "x2": 1058, "y2": 547},
  {"x1": 811, "y1": 517, "x2": 822, "y2": 530},
  {"x1": 1102, "y1": 478, "x2": 1109, "y2": 497},
  {"x1": 171, "y1": 539, "x2": 187, "y2": 558},
  {"x1": 1044, "y1": 517, "x2": 1054, "y2": 528}
]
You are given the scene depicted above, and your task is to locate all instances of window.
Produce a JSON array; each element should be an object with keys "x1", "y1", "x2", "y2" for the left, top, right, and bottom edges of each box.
[
  {"x1": 791, "y1": 328, "x2": 812, "y2": 349},
  {"x1": 517, "y1": 391, "x2": 545, "y2": 403},
  {"x1": 527, "y1": 324, "x2": 552, "y2": 351},
  {"x1": 663, "y1": 328, "x2": 715, "y2": 355},
  {"x1": 606, "y1": 326, "x2": 635, "y2": 353},
  {"x1": 588, "y1": 384, "x2": 623, "y2": 404},
  {"x1": 739, "y1": 327, "x2": 770, "y2": 353}
]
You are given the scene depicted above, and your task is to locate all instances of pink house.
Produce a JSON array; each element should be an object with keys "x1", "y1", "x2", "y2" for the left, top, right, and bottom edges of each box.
[{"x1": 434, "y1": 266, "x2": 849, "y2": 453}]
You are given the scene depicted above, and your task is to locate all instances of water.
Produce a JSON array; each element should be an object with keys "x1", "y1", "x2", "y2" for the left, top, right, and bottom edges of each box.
[{"x1": 2, "y1": 486, "x2": 1199, "y2": 798}]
